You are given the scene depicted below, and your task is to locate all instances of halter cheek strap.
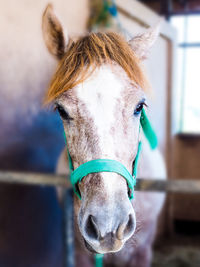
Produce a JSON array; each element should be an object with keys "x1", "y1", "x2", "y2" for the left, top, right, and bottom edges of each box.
[
  {"x1": 64, "y1": 108, "x2": 157, "y2": 200},
  {"x1": 140, "y1": 108, "x2": 158, "y2": 149}
]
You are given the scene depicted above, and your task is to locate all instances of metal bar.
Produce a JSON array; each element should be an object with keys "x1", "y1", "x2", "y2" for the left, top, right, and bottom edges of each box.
[
  {"x1": 63, "y1": 188, "x2": 74, "y2": 267},
  {"x1": 179, "y1": 42, "x2": 200, "y2": 48},
  {"x1": 136, "y1": 178, "x2": 200, "y2": 194},
  {"x1": 0, "y1": 171, "x2": 70, "y2": 187},
  {"x1": 0, "y1": 171, "x2": 200, "y2": 193}
]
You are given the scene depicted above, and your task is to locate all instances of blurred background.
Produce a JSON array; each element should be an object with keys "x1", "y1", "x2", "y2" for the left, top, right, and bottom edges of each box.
[{"x1": 0, "y1": 0, "x2": 200, "y2": 266}]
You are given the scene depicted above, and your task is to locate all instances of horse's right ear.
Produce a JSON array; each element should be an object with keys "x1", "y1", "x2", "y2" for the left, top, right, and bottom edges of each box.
[
  {"x1": 42, "y1": 4, "x2": 69, "y2": 60},
  {"x1": 128, "y1": 21, "x2": 162, "y2": 60}
]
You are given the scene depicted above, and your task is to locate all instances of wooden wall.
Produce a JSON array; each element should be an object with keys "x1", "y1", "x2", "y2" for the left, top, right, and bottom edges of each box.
[{"x1": 170, "y1": 136, "x2": 200, "y2": 223}]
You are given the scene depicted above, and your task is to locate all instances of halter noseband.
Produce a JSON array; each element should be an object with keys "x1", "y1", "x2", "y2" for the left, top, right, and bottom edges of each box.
[{"x1": 64, "y1": 108, "x2": 157, "y2": 200}]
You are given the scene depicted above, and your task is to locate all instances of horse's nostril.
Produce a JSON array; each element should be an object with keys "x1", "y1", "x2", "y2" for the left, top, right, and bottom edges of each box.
[
  {"x1": 85, "y1": 215, "x2": 99, "y2": 240},
  {"x1": 124, "y1": 214, "x2": 135, "y2": 239}
]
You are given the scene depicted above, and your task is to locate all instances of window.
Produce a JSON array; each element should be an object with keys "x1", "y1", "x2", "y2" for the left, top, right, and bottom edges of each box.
[{"x1": 171, "y1": 15, "x2": 200, "y2": 134}]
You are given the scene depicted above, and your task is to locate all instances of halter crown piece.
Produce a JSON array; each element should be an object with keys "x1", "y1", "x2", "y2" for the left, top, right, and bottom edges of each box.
[{"x1": 63, "y1": 108, "x2": 157, "y2": 267}]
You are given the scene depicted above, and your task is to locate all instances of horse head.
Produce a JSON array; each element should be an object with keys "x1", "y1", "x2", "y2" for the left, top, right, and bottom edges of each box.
[{"x1": 42, "y1": 4, "x2": 160, "y2": 254}]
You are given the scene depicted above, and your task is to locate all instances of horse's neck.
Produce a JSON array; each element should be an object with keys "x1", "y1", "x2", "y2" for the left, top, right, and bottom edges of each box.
[
  {"x1": 138, "y1": 134, "x2": 166, "y2": 180},
  {"x1": 56, "y1": 149, "x2": 70, "y2": 176}
]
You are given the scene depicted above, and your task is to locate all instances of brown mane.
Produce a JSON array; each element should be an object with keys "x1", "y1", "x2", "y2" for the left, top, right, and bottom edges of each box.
[{"x1": 44, "y1": 32, "x2": 149, "y2": 104}]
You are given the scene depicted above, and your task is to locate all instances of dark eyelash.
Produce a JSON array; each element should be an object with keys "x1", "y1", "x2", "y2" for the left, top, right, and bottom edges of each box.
[
  {"x1": 134, "y1": 102, "x2": 147, "y2": 116},
  {"x1": 55, "y1": 104, "x2": 73, "y2": 121}
]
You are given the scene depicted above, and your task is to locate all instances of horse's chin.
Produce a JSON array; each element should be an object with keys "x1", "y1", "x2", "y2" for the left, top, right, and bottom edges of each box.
[{"x1": 83, "y1": 238, "x2": 124, "y2": 254}]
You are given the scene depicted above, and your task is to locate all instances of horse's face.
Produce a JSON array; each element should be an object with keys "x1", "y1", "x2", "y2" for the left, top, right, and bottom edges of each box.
[
  {"x1": 56, "y1": 64, "x2": 145, "y2": 253},
  {"x1": 42, "y1": 3, "x2": 160, "y2": 254}
]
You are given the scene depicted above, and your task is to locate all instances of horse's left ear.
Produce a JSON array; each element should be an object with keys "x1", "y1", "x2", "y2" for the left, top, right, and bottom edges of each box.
[
  {"x1": 128, "y1": 21, "x2": 162, "y2": 60},
  {"x1": 42, "y1": 3, "x2": 69, "y2": 60}
]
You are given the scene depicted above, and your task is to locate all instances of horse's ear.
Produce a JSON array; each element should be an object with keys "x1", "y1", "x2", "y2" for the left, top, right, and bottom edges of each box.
[
  {"x1": 42, "y1": 3, "x2": 69, "y2": 60},
  {"x1": 128, "y1": 21, "x2": 162, "y2": 60}
]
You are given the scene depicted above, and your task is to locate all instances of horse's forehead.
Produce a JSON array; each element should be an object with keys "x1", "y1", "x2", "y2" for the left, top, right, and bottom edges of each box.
[
  {"x1": 74, "y1": 65, "x2": 129, "y2": 159},
  {"x1": 75, "y1": 65, "x2": 126, "y2": 109}
]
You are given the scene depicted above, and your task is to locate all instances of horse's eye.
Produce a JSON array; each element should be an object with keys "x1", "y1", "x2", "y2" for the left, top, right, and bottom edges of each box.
[
  {"x1": 56, "y1": 105, "x2": 73, "y2": 121},
  {"x1": 134, "y1": 103, "x2": 144, "y2": 116}
]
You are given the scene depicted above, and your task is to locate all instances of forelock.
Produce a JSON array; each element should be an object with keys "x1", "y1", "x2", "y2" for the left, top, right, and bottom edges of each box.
[{"x1": 44, "y1": 32, "x2": 149, "y2": 104}]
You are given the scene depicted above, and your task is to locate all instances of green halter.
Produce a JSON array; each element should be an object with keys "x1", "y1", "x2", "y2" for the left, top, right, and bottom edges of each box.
[
  {"x1": 63, "y1": 108, "x2": 157, "y2": 267},
  {"x1": 64, "y1": 108, "x2": 157, "y2": 199}
]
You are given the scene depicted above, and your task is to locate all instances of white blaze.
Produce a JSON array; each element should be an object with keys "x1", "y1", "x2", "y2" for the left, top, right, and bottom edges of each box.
[
  {"x1": 75, "y1": 65, "x2": 124, "y2": 159},
  {"x1": 75, "y1": 65, "x2": 130, "y2": 229}
]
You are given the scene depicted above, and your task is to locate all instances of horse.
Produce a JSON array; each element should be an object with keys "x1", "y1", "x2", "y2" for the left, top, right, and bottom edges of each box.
[{"x1": 42, "y1": 4, "x2": 166, "y2": 267}]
